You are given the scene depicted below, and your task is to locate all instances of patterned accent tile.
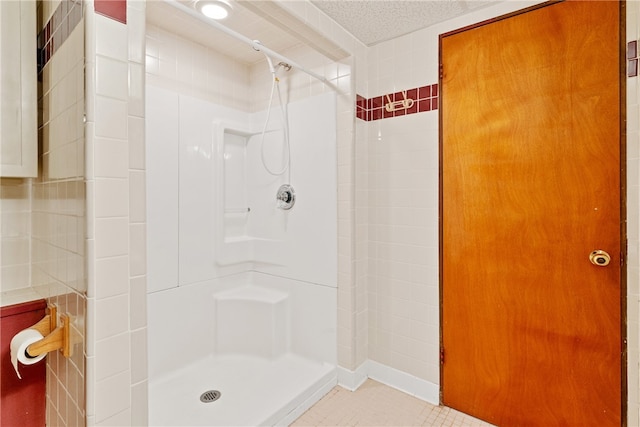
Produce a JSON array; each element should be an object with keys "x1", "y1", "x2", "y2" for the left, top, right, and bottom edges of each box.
[
  {"x1": 94, "y1": 0, "x2": 127, "y2": 24},
  {"x1": 629, "y1": 40, "x2": 639, "y2": 78},
  {"x1": 37, "y1": 0, "x2": 83, "y2": 73},
  {"x1": 628, "y1": 40, "x2": 638, "y2": 60},
  {"x1": 356, "y1": 84, "x2": 439, "y2": 121}
]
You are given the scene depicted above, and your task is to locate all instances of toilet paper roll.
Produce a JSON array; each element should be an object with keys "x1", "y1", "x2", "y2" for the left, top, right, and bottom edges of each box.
[{"x1": 10, "y1": 328, "x2": 46, "y2": 379}]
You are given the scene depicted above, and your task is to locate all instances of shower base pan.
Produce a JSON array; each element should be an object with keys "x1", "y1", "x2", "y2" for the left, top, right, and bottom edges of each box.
[{"x1": 149, "y1": 353, "x2": 336, "y2": 426}]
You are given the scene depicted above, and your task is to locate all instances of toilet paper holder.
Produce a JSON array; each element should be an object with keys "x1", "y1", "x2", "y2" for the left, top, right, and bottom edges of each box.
[{"x1": 26, "y1": 304, "x2": 71, "y2": 358}]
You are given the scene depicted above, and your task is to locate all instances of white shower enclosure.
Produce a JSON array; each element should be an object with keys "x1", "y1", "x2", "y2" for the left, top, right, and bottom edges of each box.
[{"x1": 145, "y1": 85, "x2": 338, "y2": 426}]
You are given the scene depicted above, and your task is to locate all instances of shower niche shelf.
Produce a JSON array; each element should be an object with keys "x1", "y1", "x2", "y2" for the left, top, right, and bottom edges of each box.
[
  {"x1": 214, "y1": 121, "x2": 253, "y2": 266},
  {"x1": 214, "y1": 121, "x2": 283, "y2": 267}
]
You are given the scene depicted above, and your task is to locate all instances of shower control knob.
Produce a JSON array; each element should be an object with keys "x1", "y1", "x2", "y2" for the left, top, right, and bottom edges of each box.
[{"x1": 276, "y1": 184, "x2": 296, "y2": 210}]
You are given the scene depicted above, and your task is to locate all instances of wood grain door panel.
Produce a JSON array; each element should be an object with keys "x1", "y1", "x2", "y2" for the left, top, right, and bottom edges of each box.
[{"x1": 441, "y1": 1, "x2": 623, "y2": 426}]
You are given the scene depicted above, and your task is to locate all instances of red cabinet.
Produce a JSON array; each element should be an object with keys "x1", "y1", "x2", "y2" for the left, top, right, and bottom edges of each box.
[{"x1": 1, "y1": 299, "x2": 46, "y2": 427}]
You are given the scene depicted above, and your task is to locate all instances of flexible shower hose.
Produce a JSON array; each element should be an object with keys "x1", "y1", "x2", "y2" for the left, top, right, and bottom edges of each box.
[{"x1": 259, "y1": 55, "x2": 291, "y2": 179}]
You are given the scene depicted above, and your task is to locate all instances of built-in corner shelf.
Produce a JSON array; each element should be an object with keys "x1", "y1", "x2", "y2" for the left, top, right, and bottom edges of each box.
[{"x1": 1, "y1": 288, "x2": 44, "y2": 309}]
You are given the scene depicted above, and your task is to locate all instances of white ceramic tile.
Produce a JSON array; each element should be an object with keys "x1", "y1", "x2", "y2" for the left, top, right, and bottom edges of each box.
[
  {"x1": 85, "y1": 121, "x2": 96, "y2": 180},
  {"x1": 130, "y1": 328, "x2": 148, "y2": 384},
  {"x1": 129, "y1": 276, "x2": 147, "y2": 330},
  {"x1": 86, "y1": 237, "x2": 96, "y2": 297},
  {"x1": 95, "y1": 294, "x2": 129, "y2": 341},
  {"x1": 127, "y1": 6, "x2": 146, "y2": 64},
  {"x1": 94, "y1": 138, "x2": 129, "y2": 178},
  {"x1": 0, "y1": 265, "x2": 30, "y2": 292},
  {"x1": 158, "y1": 58, "x2": 177, "y2": 82},
  {"x1": 94, "y1": 217, "x2": 128, "y2": 258},
  {"x1": 85, "y1": 59, "x2": 97, "y2": 123},
  {"x1": 129, "y1": 223, "x2": 146, "y2": 277},
  {"x1": 95, "y1": 14, "x2": 128, "y2": 62},
  {"x1": 630, "y1": 404, "x2": 640, "y2": 427},
  {"x1": 95, "y1": 333, "x2": 130, "y2": 381},
  {"x1": 131, "y1": 380, "x2": 149, "y2": 426},
  {"x1": 129, "y1": 171, "x2": 146, "y2": 223},
  {"x1": 128, "y1": 0, "x2": 146, "y2": 12},
  {"x1": 95, "y1": 96, "x2": 128, "y2": 140},
  {"x1": 129, "y1": 62, "x2": 145, "y2": 117},
  {"x1": 128, "y1": 116, "x2": 145, "y2": 170},
  {"x1": 95, "y1": 256, "x2": 129, "y2": 299},
  {"x1": 145, "y1": 54, "x2": 159, "y2": 76},
  {"x1": 1, "y1": 238, "x2": 29, "y2": 265},
  {"x1": 85, "y1": 355, "x2": 95, "y2": 417},
  {"x1": 95, "y1": 371, "x2": 131, "y2": 423},
  {"x1": 96, "y1": 408, "x2": 131, "y2": 427},
  {"x1": 96, "y1": 55, "x2": 128, "y2": 101},
  {"x1": 94, "y1": 179, "x2": 129, "y2": 218}
]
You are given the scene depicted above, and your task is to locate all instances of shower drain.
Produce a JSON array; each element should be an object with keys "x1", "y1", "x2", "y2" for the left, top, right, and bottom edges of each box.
[{"x1": 200, "y1": 390, "x2": 222, "y2": 403}]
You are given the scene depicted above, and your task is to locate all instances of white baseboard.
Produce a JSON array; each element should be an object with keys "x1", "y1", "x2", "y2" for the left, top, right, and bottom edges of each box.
[
  {"x1": 337, "y1": 360, "x2": 440, "y2": 405},
  {"x1": 337, "y1": 363, "x2": 368, "y2": 391},
  {"x1": 366, "y1": 360, "x2": 439, "y2": 405}
]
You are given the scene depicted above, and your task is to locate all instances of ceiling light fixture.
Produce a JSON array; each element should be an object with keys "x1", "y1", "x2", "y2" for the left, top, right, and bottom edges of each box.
[{"x1": 196, "y1": 0, "x2": 232, "y2": 20}]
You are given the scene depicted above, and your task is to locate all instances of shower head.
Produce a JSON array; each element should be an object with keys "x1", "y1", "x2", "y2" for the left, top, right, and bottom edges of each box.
[{"x1": 252, "y1": 40, "x2": 276, "y2": 75}]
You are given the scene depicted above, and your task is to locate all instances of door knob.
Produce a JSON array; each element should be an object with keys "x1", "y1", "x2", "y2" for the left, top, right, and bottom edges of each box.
[{"x1": 589, "y1": 250, "x2": 611, "y2": 266}]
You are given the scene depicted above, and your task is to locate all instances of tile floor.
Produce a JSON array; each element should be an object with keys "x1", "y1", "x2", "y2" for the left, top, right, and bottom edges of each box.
[{"x1": 291, "y1": 379, "x2": 495, "y2": 427}]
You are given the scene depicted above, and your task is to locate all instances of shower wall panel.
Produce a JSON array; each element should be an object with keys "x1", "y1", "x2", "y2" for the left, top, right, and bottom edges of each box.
[
  {"x1": 178, "y1": 95, "x2": 249, "y2": 285},
  {"x1": 146, "y1": 84, "x2": 337, "y2": 290},
  {"x1": 146, "y1": 87, "x2": 179, "y2": 293},
  {"x1": 146, "y1": 86, "x2": 249, "y2": 291},
  {"x1": 248, "y1": 92, "x2": 338, "y2": 288}
]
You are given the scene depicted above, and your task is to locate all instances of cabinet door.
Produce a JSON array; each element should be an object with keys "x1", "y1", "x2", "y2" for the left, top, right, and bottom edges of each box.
[{"x1": 0, "y1": 0, "x2": 37, "y2": 178}]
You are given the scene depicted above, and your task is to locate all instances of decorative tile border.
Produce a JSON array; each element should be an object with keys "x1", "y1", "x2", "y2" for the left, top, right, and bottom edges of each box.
[
  {"x1": 37, "y1": 0, "x2": 83, "y2": 73},
  {"x1": 95, "y1": 0, "x2": 127, "y2": 24},
  {"x1": 356, "y1": 84, "x2": 439, "y2": 121},
  {"x1": 628, "y1": 40, "x2": 638, "y2": 78}
]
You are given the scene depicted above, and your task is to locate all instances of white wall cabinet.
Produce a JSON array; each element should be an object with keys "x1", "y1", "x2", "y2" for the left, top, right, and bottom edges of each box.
[{"x1": 0, "y1": 1, "x2": 37, "y2": 178}]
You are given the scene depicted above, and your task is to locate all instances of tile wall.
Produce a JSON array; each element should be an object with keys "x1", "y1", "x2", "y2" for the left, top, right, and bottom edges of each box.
[
  {"x1": 355, "y1": 0, "x2": 640, "y2": 419},
  {"x1": 127, "y1": 3, "x2": 148, "y2": 425},
  {"x1": 360, "y1": 0, "x2": 640, "y2": 395},
  {"x1": 356, "y1": 84, "x2": 439, "y2": 122},
  {"x1": 33, "y1": 0, "x2": 86, "y2": 425},
  {"x1": 84, "y1": 0, "x2": 147, "y2": 425},
  {"x1": 1, "y1": 179, "x2": 31, "y2": 293},
  {"x1": 145, "y1": 24, "x2": 251, "y2": 111},
  {"x1": 361, "y1": 15, "x2": 443, "y2": 386}
]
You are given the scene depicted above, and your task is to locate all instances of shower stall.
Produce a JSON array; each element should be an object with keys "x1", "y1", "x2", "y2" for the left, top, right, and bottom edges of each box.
[{"x1": 144, "y1": 1, "x2": 341, "y2": 425}]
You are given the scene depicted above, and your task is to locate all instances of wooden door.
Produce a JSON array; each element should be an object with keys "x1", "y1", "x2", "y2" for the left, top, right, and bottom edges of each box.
[{"x1": 440, "y1": 1, "x2": 624, "y2": 426}]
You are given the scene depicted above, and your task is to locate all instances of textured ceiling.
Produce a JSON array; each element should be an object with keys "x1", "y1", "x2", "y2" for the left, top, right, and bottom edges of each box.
[
  {"x1": 311, "y1": 0, "x2": 496, "y2": 46},
  {"x1": 147, "y1": 0, "x2": 499, "y2": 65},
  {"x1": 146, "y1": 1, "x2": 348, "y2": 65}
]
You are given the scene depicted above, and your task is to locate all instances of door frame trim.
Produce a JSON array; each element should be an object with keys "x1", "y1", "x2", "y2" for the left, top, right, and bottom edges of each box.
[{"x1": 437, "y1": 1, "x2": 628, "y2": 424}]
